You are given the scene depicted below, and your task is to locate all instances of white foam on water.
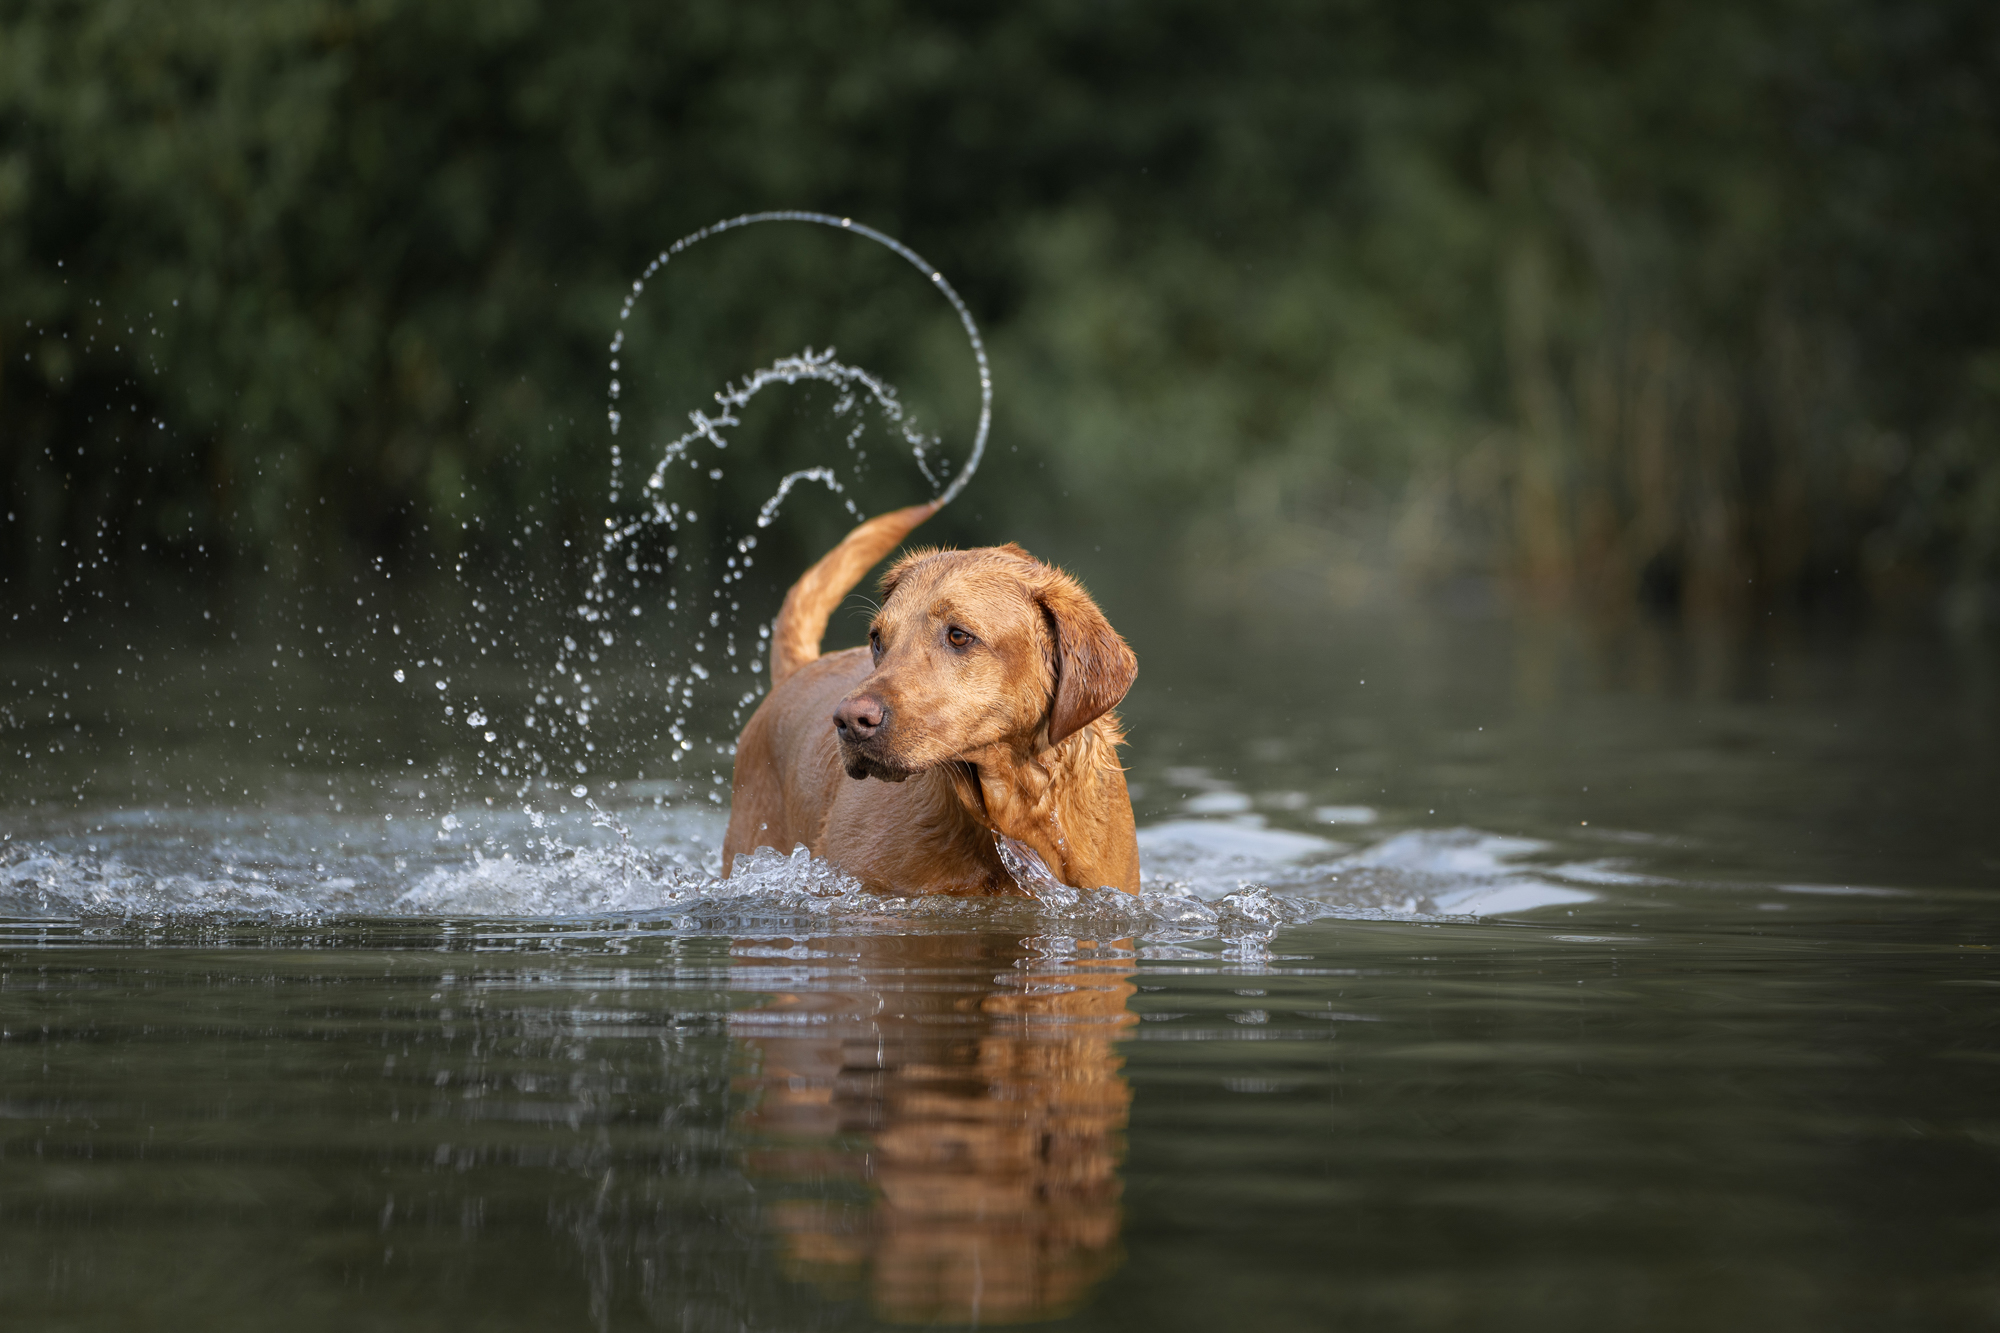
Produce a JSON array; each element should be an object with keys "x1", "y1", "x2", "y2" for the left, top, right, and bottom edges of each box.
[
  {"x1": 1343, "y1": 828, "x2": 1548, "y2": 875},
  {"x1": 1773, "y1": 882, "x2": 1904, "y2": 898},
  {"x1": 0, "y1": 802, "x2": 1603, "y2": 938},
  {"x1": 1544, "y1": 858, "x2": 1671, "y2": 886},
  {"x1": 1139, "y1": 816, "x2": 1343, "y2": 870},
  {"x1": 1137, "y1": 818, "x2": 1600, "y2": 919},
  {"x1": 1333, "y1": 828, "x2": 1596, "y2": 917},
  {"x1": 1428, "y1": 880, "x2": 1595, "y2": 916}
]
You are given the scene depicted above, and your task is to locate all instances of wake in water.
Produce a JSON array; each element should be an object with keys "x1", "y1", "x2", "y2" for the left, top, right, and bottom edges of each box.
[
  {"x1": 0, "y1": 831, "x2": 1310, "y2": 949},
  {"x1": 0, "y1": 789, "x2": 1603, "y2": 954}
]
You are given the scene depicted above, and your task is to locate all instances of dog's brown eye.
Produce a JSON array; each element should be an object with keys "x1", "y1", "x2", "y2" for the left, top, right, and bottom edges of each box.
[
  {"x1": 868, "y1": 629, "x2": 882, "y2": 658},
  {"x1": 946, "y1": 627, "x2": 972, "y2": 648}
]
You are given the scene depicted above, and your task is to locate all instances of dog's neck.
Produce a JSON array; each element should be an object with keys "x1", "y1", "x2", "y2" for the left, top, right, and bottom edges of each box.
[{"x1": 941, "y1": 716, "x2": 1129, "y2": 891}]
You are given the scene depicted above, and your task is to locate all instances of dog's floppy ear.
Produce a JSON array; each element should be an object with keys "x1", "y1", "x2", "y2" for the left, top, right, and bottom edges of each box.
[{"x1": 1036, "y1": 569, "x2": 1138, "y2": 745}]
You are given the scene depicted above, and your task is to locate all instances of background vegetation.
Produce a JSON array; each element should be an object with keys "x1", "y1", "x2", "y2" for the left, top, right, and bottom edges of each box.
[{"x1": 3, "y1": 0, "x2": 1997, "y2": 623}]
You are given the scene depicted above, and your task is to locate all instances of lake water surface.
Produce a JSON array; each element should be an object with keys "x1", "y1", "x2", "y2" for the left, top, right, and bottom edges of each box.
[{"x1": 3, "y1": 576, "x2": 1996, "y2": 1330}]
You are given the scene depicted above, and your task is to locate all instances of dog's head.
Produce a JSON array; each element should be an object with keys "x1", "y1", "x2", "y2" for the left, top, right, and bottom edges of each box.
[{"x1": 831, "y1": 545, "x2": 1137, "y2": 782}]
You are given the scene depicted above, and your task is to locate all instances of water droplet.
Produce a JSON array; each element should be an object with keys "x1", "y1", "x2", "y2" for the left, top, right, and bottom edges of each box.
[
  {"x1": 435, "y1": 680, "x2": 446, "y2": 690},
  {"x1": 571, "y1": 784, "x2": 587, "y2": 797},
  {"x1": 393, "y1": 669, "x2": 405, "y2": 683}
]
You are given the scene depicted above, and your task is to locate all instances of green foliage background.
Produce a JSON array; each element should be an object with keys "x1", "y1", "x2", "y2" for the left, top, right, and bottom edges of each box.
[{"x1": 3, "y1": 0, "x2": 1997, "y2": 620}]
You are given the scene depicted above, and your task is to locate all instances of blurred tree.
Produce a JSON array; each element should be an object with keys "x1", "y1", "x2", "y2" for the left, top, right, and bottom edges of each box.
[{"x1": 1, "y1": 0, "x2": 1995, "y2": 620}]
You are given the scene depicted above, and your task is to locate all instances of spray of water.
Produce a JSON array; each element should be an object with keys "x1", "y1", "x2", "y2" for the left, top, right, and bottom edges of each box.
[
  {"x1": 608, "y1": 212, "x2": 991, "y2": 505},
  {"x1": 440, "y1": 213, "x2": 993, "y2": 827}
]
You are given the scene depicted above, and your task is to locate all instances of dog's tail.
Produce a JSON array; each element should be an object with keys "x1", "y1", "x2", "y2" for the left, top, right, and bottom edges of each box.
[{"x1": 769, "y1": 501, "x2": 938, "y2": 689}]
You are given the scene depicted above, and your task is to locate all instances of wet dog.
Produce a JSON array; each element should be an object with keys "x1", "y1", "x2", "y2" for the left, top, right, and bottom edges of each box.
[{"x1": 722, "y1": 503, "x2": 1140, "y2": 893}]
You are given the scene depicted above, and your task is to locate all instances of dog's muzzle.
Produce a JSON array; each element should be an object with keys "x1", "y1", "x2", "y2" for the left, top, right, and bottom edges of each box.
[{"x1": 833, "y1": 694, "x2": 910, "y2": 782}]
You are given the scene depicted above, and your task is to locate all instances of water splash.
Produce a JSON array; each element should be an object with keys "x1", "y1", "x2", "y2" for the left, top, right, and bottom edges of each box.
[
  {"x1": 414, "y1": 213, "x2": 993, "y2": 837},
  {"x1": 0, "y1": 800, "x2": 1615, "y2": 962},
  {"x1": 608, "y1": 211, "x2": 992, "y2": 509}
]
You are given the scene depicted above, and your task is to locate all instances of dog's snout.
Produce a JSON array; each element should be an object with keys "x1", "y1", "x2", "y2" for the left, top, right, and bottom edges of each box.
[{"x1": 832, "y1": 694, "x2": 887, "y2": 742}]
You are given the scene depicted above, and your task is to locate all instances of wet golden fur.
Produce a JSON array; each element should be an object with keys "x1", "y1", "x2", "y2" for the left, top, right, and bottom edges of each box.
[{"x1": 722, "y1": 504, "x2": 1140, "y2": 894}]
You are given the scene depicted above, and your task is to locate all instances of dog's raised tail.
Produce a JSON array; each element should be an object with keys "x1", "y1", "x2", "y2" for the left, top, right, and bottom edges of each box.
[{"x1": 769, "y1": 501, "x2": 938, "y2": 688}]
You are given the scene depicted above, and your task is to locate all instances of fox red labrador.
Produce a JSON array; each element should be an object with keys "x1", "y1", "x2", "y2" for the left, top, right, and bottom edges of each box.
[{"x1": 722, "y1": 503, "x2": 1139, "y2": 893}]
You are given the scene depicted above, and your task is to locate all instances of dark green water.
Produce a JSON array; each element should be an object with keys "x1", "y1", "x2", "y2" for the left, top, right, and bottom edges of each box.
[{"x1": 3, "y1": 582, "x2": 1997, "y2": 1330}]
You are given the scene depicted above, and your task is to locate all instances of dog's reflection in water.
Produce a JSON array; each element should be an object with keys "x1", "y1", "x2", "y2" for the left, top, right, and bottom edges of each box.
[{"x1": 731, "y1": 932, "x2": 1136, "y2": 1325}]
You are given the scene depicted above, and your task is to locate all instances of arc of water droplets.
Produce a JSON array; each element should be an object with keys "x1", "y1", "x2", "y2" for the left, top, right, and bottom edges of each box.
[
  {"x1": 608, "y1": 211, "x2": 992, "y2": 510},
  {"x1": 475, "y1": 213, "x2": 998, "y2": 801},
  {"x1": 602, "y1": 347, "x2": 935, "y2": 559}
]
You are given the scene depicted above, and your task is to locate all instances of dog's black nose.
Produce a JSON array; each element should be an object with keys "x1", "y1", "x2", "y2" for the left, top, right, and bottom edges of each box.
[{"x1": 833, "y1": 695, "x2": 886, "y2": 741}]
